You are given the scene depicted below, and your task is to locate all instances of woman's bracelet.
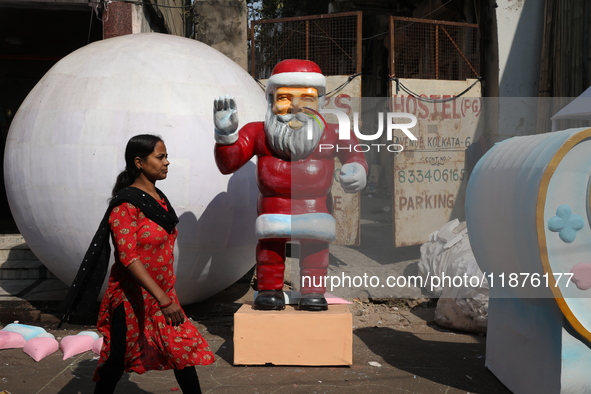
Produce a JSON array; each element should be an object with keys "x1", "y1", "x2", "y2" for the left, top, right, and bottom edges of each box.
[{"x1": 159, "y1": 300, "x2": 173, "y2": 309}]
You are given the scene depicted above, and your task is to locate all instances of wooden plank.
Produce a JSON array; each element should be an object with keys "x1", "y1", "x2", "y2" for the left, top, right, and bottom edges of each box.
[
  {"x1": 390, "y1": 15, "x2": 478, "y2": 29},
  {"x1": 251, "y1": 11, "x2": 361, "y2": 25}
]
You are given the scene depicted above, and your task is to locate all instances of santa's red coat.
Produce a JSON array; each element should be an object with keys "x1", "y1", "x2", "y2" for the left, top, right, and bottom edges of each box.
[{"x1": 214, "y1": 121, "x2": 368, "y2": 217}]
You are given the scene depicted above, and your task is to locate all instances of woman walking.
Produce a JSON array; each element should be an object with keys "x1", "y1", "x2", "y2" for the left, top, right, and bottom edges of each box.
[{"x1": 65, "y1": 134, "x2": 214, "y2": 393}]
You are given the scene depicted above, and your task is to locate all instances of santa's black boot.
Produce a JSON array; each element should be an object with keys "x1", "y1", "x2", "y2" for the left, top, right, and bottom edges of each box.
[
  {"x1": 298, "y1": 293, "x2": 328, "y2": 311},
  {"x1": 254, "y1": 290, "x2": 285, "y2": 310}
]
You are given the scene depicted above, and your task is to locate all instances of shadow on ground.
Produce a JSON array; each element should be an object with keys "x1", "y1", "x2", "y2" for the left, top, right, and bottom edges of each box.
[
  {"x1": 183, "y1": 271, "x2": 254, "y2": 364},
  {"x1": 56, "y1": 359, "x2": 152, "y2": 394},
  {"x1": 354, "y1": 326, "x2": 509, "y2": 393}
]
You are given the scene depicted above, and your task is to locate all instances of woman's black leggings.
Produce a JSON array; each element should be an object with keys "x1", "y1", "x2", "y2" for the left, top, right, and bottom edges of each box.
[{"x1": 94, "y1": 305, "x2": 202, "y2": 394}]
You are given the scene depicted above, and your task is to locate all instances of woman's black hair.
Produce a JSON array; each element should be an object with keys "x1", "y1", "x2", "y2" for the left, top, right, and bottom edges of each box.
[{"x1": 112, "y1": 134, "x2": 163, "y2": 198}]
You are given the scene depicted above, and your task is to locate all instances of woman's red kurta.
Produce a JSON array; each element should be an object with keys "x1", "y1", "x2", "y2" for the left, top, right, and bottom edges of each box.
[{"x1": 94, "y1": 200, "x2": 214, "y2": 380}]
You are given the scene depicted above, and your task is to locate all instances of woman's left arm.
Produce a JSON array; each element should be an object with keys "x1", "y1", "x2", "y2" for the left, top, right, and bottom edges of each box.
[{"x1": 126, "y1": 259, "x2": 185, "y2": 326}]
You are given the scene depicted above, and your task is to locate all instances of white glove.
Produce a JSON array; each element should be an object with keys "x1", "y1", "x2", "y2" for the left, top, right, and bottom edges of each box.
[
  {"x1": 213, "y1": 96, "x2": 239, "y2": 144},
  {"x1": 339, "y1": 162, "x2": 367, "y2": 193}
]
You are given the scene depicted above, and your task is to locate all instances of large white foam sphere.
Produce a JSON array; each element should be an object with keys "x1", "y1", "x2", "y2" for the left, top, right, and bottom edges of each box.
[{"x1": 4, "y1": 33, "x2": 265, "y2": 304}]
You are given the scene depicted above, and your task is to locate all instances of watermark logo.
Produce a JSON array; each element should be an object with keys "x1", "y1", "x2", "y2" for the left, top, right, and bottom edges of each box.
[{"x1": 307, "y1": 108, "x2": 418, "y2": 152}]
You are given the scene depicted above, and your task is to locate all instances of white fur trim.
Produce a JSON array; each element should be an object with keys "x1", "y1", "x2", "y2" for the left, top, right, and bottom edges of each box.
[
  {"x1": 266, "y1": 72, "x2": 326, "y2": 96},
  {"x1": 256, "y1": 213, "x2": 335, "y2": 242},
  {"x1": 214, "y1": 129, "x2": 239, "y2": 145}
]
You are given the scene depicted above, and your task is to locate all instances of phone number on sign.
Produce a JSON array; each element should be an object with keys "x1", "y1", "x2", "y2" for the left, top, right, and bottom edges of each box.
[{"x1": 397, "y1": 168, "x2": 466, "y2": 184}]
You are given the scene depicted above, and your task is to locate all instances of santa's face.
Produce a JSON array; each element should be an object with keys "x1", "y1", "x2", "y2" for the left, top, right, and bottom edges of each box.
[
  {"x1": 273, "y1": 87, "x2": 319, "y2": 121},
  {"x1": 265, "y1": 86, "x2": 324, "y2": 161}
]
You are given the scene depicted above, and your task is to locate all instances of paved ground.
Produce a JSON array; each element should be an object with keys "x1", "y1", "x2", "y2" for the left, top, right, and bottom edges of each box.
[
  {"x1": 0, "y1": 285, "x2": 510, "y2": 394},
  {"x1": 0, "y1": 278, "x2": 510, "y2": 394},
  {"x1": 0, "y1": 195, "x2": 511, "y2": 393}
]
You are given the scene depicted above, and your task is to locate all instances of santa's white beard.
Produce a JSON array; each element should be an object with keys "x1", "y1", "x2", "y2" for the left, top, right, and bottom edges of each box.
[{"x1": 264, "y1": 110, "x2": 324, "y2": 161}]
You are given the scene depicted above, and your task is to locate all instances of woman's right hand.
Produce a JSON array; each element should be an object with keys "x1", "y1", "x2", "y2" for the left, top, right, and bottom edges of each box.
[{"x1": 160, "y1": 302, "x2": 185, "y2": 326}]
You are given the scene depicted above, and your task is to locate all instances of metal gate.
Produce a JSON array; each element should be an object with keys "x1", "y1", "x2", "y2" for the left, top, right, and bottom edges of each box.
[
  {"x1": 389, "y1": 16, "x2": 480, "y2": 81},
  {"x1": 250, "y1": 11, "x2": 362, "y2": 78}
]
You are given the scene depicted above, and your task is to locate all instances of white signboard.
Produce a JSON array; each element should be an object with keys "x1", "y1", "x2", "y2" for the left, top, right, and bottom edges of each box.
[
  {"x1": 390, "y1": 78, "x2": 482, "y2": 247},
  {"x1": 326, "y1": 75, "x2": 362, "y2": 245}
]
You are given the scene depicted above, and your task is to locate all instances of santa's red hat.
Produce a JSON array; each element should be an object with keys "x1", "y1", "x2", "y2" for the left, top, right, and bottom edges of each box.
[{"x1": 265, "y1": 59, "x2": 326, "y2": 97}]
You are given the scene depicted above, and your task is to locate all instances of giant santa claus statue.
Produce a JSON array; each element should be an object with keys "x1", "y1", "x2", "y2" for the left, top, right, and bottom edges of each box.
[{"x1": 214, "y1": 59, "x2": 368, "y2": 311}]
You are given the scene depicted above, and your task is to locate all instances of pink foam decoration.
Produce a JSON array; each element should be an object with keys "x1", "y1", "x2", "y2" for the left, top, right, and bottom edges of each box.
[
  {"x1": 570, "y1": 263, "x2": 591, "y2": 291},
  {"x1": 2, "y1": 323, "x2": 46, "y2": 341},
  {"x1": 325, "y1": 293, "x2": 352, "y2": 304},
  {"x1": 60, "y1": 335, "x2": 95, "y2": 360},
  {"x1": 23, "y1": 337, "x2": 59, "y2": 362},
  {"x1": 0, "y1": 331, "x2": 26, "y2": 349},
  {"x1": 92, "y1": 337, "x2": 103, "y2": 355}
]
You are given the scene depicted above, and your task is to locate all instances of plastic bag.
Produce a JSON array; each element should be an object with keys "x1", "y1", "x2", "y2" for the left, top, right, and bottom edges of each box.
[{"x1": 418, "y1": 219, "x2": 488, "y2": 334}]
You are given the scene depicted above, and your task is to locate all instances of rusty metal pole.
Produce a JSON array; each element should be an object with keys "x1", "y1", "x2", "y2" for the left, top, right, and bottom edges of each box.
[
  {"x1": 103, "y1": 1, "x2": 133, "y2": 39},
  {"x1": 435, "y1": 24, "x2": 439, "y2": 80},
  {"x1": 356, "y1": 11, "x2": 362, "y2": 74},
  {"x1": 389, "y1": 16, "x2": 395, "y2": 78},
  {"x1": 305, "y1": 20, "x2": 310, "y2": 60}
]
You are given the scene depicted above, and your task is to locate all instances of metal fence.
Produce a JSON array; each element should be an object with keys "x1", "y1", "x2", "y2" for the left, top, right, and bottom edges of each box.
[
  {"x1": 250, "y1": 11, "x2": 362, "y2": 79},
  {"x1": 389, "y1": 16, "x2": 480, "y2": 80},
  {"x1": 250, "y1": 13, "x2": 480, "y2": 82}
]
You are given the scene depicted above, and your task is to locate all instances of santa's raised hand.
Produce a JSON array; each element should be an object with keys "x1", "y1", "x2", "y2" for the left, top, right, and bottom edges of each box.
[{"x1": 214, "y1": 96, "x2": 239, "y2": 145}]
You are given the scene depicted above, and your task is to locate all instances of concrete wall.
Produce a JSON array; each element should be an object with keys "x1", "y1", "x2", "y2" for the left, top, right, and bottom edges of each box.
[
  {"x1": 497, "y1": 0, "x2": 545, "y2": 97},
  {"x1": 131, "y1": 1, "x2": 187, "y2": 37},
  {"x1": 104, "y1": 0, "x2": 187, "y2": 38},
  {"x1": 193, "y1": 0, "x2": 248, "y2": 71},
  {"x1": 493, "y1": 0, "x2": 545, "y2": 141}
]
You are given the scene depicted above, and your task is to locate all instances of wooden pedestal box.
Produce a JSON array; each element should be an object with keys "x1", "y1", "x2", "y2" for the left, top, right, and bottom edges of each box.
[{"x1": 233, "y1": 303, "x2": 352, "y2": 366}]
